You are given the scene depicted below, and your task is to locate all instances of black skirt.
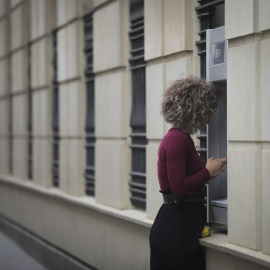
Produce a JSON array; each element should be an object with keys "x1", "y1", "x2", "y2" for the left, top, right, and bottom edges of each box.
[{"x1": 149, "y1": 201, "x2": 206, "y2": 270}]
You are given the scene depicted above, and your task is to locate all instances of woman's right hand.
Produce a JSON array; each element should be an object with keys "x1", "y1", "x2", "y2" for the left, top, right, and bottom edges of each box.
[{"x1": 206, "y1": 157, "x2": 227, "y2": 177}]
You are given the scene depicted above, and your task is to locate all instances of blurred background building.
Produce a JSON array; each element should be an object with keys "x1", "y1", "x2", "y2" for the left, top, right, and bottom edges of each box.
[{"x1": 0, "y1": 0, "x2": 270, "y2": 269}]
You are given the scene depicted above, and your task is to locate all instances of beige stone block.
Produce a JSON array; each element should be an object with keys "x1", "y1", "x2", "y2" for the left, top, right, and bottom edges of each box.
[
  {"x1": 0, "y1": 138, "x2": 9, "y2": 174},
  {"x1": 164, "y1": 0, "x2": 194, "y2": 55},
  {"x1": 56, "y1": 0, "x2": 66, "y2": 27},
  {"x1": 145, "y1": 0, "x2": 163, "y2": 60},
  {"x1": 30, "y1": 0, "x2": 49, "y2": 41},
  {"x1": 12, "y1": 94, "x2": 27, "y2": 136},
  {"x1": 59, "y1": 139, "x2": 69, "y2": 193},
  {"x1": 0, "y1": 59, "x2": 8, "y2": 96},
  {"x1": 32, "y1": 89, "x2": 50, "y2": 137},
  {"x1": 11, "y1": 49, "x2": 27, "y2": 93},
  {"x1": 57, "y1": 21, "x2": 82, "y2": 82},
  {"x1": 0, "y1": 0, "x2": 8, "y2": 17},
  {"x1": 31, "y1": 42, "x2": 38, "y2": 88},
  {"x1": 227, "y1": 42, "x2": 260, "y2": 141},
  {"x1": 33, "y1": 138, "x2": 51, "y2": 186},
  {"x1": 146, "y1": 141, "x2": 163, "y2": 219},
  {"x1": 56, "y1": 0, "x2": 81, "y2": 27},
  {"x1": 95, "y1": 139, "x2": 129, "y2": 209},
  {"x1": 67, "y1": 139, "x2": 85, "y2": 195},
  {"x1": 165, "y1": 57, "x2": 192, "y2": 88},
  {"x1": 10, "y1": 0, "x2": 22, "y2": 8},
  {"x1": 146, "y1": 63, "x2": 165, "y2": 140},
  {"x1": 66, "y1": 0, "x2": 80, "y2": 23},
  {"x1": 67, "y1": 81, "x2": 84, "y2": 137},
  {"x1": 66, "y1": 20, "x2": 83, "y2": 80},
  {"x1": 258, "y1": 0, "x2": 270, "y2": 32},
  {"x1": 57, "y1": 28, "x2": 67, "y2": 82},
  {"x1": 59, "y1": 83, "x2": 69, "y2": 137},
  {"x1": 93, "y1": 0, "x2": 107, "y2": 9},
  {"x1": 93, "y1": 0, "x2": 128, "y2": 72},
  {"x1": 31, "y1": 37, "x2": 50, "y2": 88},
  {"x1": 12, "y1": 137, "x2": 27, "y2": 179},
  {"x1": 262, "y1": 144, "x2": 270, "y2": 255},
  {"x1": 261, "y1": 38, "x2": 270, "y2": 141},
  {"x1": 10, "y1": 4, "x2": 28, "y2": 51},
  {"x1": 59, "y1": 81, "x2": 84, "y2": 137},
  {"x1": 0, "y1": 99, "x2": 9, "y2": 136},
  {"x1": 0, "y1": 19, "x2": 8, "y2": 57},
  {"x1": 95, "y1": 71, "x2": 128, "y2": 138},
  {"x1": 225, "y1": 0, "x2": 255, "y2": 40},
  {"x1": 228, "y1": 145, "x2": 262, "y2": 250},
  {"x1": 82, "y1": 0, "x2": 93, "y2": 15},
  {"x1": 59, "y1": 138, "x2": 84, "y2": 195}
]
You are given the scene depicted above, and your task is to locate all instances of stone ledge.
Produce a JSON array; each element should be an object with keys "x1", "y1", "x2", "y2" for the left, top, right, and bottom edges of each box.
[
  {"x1": 200, "y1": 228, "x2": 270, "y2": 269},
  {"x1": 0, "y1": 174, "x2": 153, "y2": 229}
]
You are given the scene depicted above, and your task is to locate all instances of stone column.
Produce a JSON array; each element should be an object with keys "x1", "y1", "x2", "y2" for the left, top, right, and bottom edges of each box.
[
  {"x1": 259, "y1": 1, "x2": 270, "y2": 255},
  {"x1": 145, "y1": 0, "x2": 194, "y2": 219},
  {"x1": 56, "y1": 0, "x2": 85, "y2": 196},
  {"x1": 30, "y1": 0, "x2": 53, "y2": 186},
  {"x1": 9, "y1": 0, "x2": 29, "y2": 179},
  {"x1": 93, "y1": 0, "x2": 130, "y2": 209},
  {"x1": 226, "y1": 0, "x2": 268, "y2": 251}
]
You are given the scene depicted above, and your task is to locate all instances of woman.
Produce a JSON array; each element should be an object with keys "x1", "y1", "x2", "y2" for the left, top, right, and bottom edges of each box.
[{"x1": 149, "y1": 76, "x2": 227, "y2": 270}]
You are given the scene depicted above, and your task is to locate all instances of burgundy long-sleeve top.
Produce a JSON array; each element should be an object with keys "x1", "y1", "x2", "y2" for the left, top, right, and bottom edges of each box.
[{"x1": 157, "y1": 128, "x2": 211, "y2": 197}]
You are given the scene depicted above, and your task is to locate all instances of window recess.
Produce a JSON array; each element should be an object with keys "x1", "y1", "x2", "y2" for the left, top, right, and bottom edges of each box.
[
  {"x1": 28, "y1": 43, "x2": 32, "y2": 180},
  {"x1": 129, "y1": 0, "x2": 147, "y2": 209},
  {"x1": 83, "y1": 11, "x2": 95, "y2": 196},
  {"x1": 9, "y1": 53, "x2": 13, "y2": 175},
  {"x1": 196, "y1": 0, "x2": 226, "y2": 225},
  {"x1": 52, "y1": 29, "x2": 60, "y2": 187}
]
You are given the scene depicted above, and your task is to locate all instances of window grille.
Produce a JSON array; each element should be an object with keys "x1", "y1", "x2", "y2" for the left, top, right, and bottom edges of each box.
[
  {"x1": 83, "y1": 12, "x2": 95, "y2": 196},
  {"x1": 195, "y1": 0, "x2": 225, "y2": 163},
  {"x1": 129, "y1": 0, "x2": 147, "y2": 209},
  {"x1": 9, "y1": 53, "x2": 13, "y2": 174},
  {"x1": 28, "y1": 43, "x2": 32, "y2": 179},
  {"x1": 52, "y1": 30, "x2": 59, "y2": 187},
  {"x1": 8, "y1": 53, "x2": 13, "y2": 174}
]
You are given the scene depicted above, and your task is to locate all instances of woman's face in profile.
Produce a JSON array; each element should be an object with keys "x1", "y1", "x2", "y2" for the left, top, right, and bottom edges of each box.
[{"x1": 201, "y1": 111, "x2": 214, "y2": 128}]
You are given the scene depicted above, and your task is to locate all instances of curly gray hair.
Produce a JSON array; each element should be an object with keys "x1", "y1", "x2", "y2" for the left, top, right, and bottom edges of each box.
[{"x1": 161, "y1": 76, "x2": 220, "y2": 135}]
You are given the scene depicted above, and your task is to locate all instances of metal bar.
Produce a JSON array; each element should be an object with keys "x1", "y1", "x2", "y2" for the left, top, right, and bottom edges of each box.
[
  {"x1": 129, "y1": 54, "x2": 144, "y2": 62},
  {"x1": 129, "y1": 171, "x2": 147, "y2": 178},
  {"x1": 196, "y1": 39, "x2": 206, "y2": 46},
  {"x1": 130, "y1": 144, "x2": 147, "y2": 149},
  {"x1": 129, "y1": 132, "x2": 147, "y2": 138},
  {"x1": 130, "y1": 64, "x2": 147, "y2": 71},
  {"x1": 129, "y1": 188, "x2": 146, "y2": 195},
  {"x1": 198, "y1": 12, "x2": 211, "y2": 18},
  {"x1": 195, "y1": 0, "x2": 224, "y2": 11},
  {"x1": 129, "y1": 33, "x2": 144, "y2": 41}
]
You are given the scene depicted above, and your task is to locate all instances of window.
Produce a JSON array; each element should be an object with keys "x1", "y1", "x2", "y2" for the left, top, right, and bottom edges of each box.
[
  {"x1": 52, "y1": 30, "x2": 59, "y2": 187},
  {"x1": 129, "y1": 0, "x2": 147, "y2": 209},
  {"x1": 9, "y1": 53, "x2": 13, "y2": 174},
  {"x1": 27, "y1": 43, "x2": 32, "y2": 179},
  {"x1": 83, "y1": 12, "x2": 95, "y2": 196}
]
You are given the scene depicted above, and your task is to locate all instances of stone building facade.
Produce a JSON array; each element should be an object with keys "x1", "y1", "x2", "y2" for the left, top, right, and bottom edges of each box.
[{"x1": 0, "y1": 0, "x2": 270, "y2": 269}]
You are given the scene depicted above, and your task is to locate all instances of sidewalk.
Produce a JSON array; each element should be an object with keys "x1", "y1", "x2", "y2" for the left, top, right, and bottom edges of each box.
[{"x1": 0, "y1": 230, "x2": 48, "y2": 270}]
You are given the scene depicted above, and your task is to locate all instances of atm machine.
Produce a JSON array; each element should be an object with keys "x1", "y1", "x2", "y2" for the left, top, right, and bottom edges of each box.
[{"x1": 206, "y1": 26, "x2": 228, "y2": 225}]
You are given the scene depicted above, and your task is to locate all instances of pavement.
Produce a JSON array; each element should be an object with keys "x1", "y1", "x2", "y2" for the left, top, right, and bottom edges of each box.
[{"x1": 0, "y1": 230, "x2": 48, "y2": 270}]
